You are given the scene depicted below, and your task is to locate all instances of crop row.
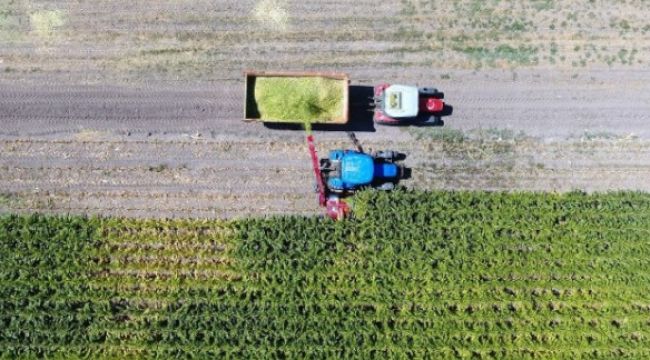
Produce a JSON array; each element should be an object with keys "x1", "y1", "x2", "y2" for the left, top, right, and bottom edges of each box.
[{"x1": 5, "y1": 344, "x2": 650, "y2": 360}]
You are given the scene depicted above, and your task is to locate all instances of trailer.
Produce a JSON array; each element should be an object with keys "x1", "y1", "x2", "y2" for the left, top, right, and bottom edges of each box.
[{"x1": 244, "y1": 71, "x2": 350, "y2": 124}]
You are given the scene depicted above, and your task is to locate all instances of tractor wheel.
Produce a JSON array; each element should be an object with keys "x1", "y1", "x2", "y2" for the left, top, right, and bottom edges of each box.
[
  {"x1": 319, "y1": 159, "x2": 331, "y2": 170},
  {"x1": 374, "y1": 110, "x2": 402, "y2": 126},
  {"x1": 419, "y1": 87, "x2": 439, "y2": 96},
  {"x1": 374, "y1": 116, "x2": 402, "y2": 126},
  {"x1": 425, "y1": 115, "x2": 443, "y2": 125},
  {"x1": 375, "y1": 120, "x2": 400, "y2": 126},
  {"x1": 375, "y1": 150, "x2": 395, "y2": 161}
]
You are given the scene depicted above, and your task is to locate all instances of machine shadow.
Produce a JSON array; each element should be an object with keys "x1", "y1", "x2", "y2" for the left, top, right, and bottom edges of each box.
[{"x1": 263, "y1": 85, "x2": 376, "y2": 132}]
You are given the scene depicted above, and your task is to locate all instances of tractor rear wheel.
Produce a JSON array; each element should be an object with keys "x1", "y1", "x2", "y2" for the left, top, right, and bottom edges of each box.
[
  {"x1": 375, "y1": 150, "x2": 395, "y2": 161},
  {"x1": 425, "y1": 115, "x2": 443, "y2": 125},
  {"x1": 374, "y1": 115, "x2": 402, "y2": 126}
]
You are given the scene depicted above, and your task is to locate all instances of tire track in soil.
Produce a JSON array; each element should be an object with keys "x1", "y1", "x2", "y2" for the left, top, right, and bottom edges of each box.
[
  {"x1": 2, "y1": 134, "x2": 650, "y2": 218},
  {"x1": 1, "y1": 67, "x2": 650, "y2": 218}
]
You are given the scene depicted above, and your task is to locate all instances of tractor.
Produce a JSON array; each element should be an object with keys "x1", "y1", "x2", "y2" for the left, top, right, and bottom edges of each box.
[
  {"x1": 373, "y1": 83, "x2": 445, "y2": 125},
  {"x1": 307, "y1": 132, "x2": 407, "y2": 220}
]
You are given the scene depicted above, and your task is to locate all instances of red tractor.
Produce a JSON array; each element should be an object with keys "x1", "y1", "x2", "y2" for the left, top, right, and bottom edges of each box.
[{"x1": 373, "y1": 84, "x2": 445, "y2": 125}]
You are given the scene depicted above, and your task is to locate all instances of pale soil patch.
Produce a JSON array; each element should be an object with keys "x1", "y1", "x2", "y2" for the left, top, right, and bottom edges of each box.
[
  {"x1": 252, "y1": 0, "x2": 290, "y2": 31},
  {"x1": 30, "y1": 9, "x2": 66, "y2": 37},
  {"x1": 73, "y1": 129, "x2": 111, "y2": 142}
]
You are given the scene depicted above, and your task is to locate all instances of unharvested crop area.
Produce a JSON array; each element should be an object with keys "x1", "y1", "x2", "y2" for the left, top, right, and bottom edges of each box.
[{"x1": 2, "y1": 190, "x2": 650, "y2": 358}]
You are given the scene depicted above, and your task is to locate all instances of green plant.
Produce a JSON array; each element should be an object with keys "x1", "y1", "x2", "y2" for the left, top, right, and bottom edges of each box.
[
  {"x1": 251, "y1": 77, "x2": 345, "y2": 122},
  {"x1": 3, "y1": 190, "x2": 650, "y2": 358}
]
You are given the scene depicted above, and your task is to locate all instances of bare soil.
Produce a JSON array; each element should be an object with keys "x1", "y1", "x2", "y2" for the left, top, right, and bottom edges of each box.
[{"x1": 1, "y1": 1, "x2": 649, "y2": 218}]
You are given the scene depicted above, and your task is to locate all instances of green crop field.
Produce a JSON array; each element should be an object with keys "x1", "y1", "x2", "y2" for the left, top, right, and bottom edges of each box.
[{"x1": 2, "y1": 190, "x2": 650, "y2": 359}]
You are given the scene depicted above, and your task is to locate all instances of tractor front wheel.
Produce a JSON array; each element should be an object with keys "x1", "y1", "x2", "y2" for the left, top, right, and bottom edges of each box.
[
  {"x1": 419, "y1": 87, "x2": 439, "y2": 96},
  {"x1": 378, "y1": 182, "x2": 395, "y2": 191}
]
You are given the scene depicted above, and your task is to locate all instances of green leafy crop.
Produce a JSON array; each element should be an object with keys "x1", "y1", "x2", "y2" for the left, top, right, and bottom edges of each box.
[
  {"x1": 251, "y1": 76, "x2": 345, "y2": 122},
  {"x1": 2, "y1": 191, "x2": 650, "y2": 358}
]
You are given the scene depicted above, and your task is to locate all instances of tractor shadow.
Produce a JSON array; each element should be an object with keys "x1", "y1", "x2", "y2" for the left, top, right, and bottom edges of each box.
[{"x1": 263, "y1": 85, "x2": 376, "y2": 132}]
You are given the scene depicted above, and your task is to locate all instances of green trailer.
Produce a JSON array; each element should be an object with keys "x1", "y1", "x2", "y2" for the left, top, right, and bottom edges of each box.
[{"x1": 244, "y1": 71, "x2": 350, "y2": 124}]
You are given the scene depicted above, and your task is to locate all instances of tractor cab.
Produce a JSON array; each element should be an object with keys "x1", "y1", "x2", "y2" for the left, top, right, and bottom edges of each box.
[
  {"x1": 324, "y1": 150, "x2": 374, "y2": 190},
  {"x1": 374, "y1": 83, "x2": 445, "y2": 125},
  {"x1": 382, "y1": 85, "x2": 420, "y2": 118},
  {"x1": 320, "y1": 150, "x2": 401, "y2": 192}
]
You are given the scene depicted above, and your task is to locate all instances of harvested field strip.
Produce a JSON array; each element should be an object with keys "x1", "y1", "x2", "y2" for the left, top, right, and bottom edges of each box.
[
  {"x1": 3, "y1": 135, "x2": 650, "y2": 218},
  {"x1": 3, "y1": 0, "x2": 650, "y2": 83},
  {"x1": 2, "y1": 190, "x2": 650, "y2": 358}
]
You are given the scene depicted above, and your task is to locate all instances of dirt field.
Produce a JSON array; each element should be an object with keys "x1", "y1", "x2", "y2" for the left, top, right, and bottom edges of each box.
[{"x1": 1, "y1": 0, "x2": 649, "y2": 218}]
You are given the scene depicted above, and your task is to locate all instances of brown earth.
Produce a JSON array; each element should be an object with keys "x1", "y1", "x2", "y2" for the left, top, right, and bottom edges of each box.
[{"x1": 1, "y1": 0, "x2": 649, "y2": 218}]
